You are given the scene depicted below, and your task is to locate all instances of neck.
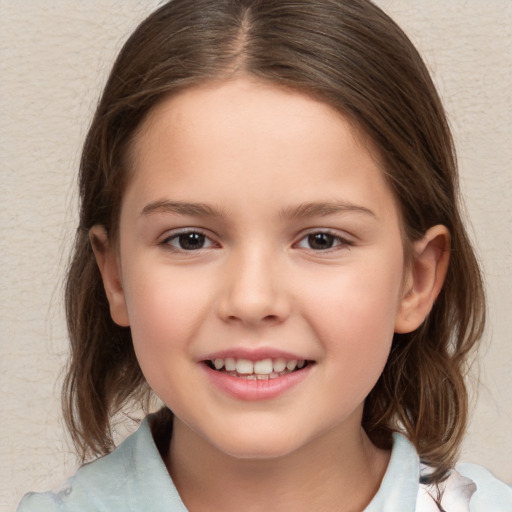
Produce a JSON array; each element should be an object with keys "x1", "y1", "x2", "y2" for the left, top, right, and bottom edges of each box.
[{"x1": 166, "y1": 414, "x2": 390, "y2": 512}]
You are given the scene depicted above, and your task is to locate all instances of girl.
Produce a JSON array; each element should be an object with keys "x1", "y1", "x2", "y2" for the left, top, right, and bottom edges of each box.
[{"x1": 17, "y1": 0, "x2": 511, "y2": 510}]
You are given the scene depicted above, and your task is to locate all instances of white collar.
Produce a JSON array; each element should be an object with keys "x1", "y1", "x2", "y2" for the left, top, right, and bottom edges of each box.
[{"x1": 417, "y1": 465, "x2": 477, "y2": 512}]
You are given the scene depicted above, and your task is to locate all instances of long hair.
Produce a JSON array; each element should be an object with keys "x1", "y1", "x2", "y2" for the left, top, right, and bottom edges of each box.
[{"x1": 63, "y1": 0, "x2": 485, "y2": 484}]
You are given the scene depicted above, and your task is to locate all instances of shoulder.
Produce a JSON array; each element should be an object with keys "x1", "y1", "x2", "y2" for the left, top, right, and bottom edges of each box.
[
  {"x1": 17, "y1": 415, "x2": 184, "y2": 512},
  {"x1": 17, "y1": 491, "x2": 61, "y2": 512},
  {"x1": 16, "y1": 434, "x2": 139, "y2": 512},
  {"x1": 456, "y1": 462, "x2": 512, "y2": 511}
]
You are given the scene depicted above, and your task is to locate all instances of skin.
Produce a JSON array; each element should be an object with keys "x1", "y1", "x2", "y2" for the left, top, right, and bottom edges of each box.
[{"x1": 92, "y1": 78, "x2": 450, "y2": 512}]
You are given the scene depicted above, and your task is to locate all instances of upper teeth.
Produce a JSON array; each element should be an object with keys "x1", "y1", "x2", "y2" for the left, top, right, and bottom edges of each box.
[{"x1": 212, "y1": 357, "x2": 306, "y2": 375}]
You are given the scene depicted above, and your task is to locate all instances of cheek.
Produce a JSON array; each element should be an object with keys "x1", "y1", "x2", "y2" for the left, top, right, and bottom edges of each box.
[
  {"x1": 121, "y1": 266, "x2": 210, "y2": 366},
  {"x1": 121, "y1": 272, "x2": 207, "y2": 407},
  {"x1": 301, "y1": 256, "x2": 404, "y2": 372}
]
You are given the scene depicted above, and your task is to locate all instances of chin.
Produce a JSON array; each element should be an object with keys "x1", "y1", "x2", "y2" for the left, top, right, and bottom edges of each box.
[{"x1": 207, "y1": 428, "x2": 308, "y2": 461}]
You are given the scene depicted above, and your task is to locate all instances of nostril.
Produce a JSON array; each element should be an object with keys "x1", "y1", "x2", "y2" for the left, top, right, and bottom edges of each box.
[{"x1": 223, "y1": 312, "x2": 284, "y2": 325}]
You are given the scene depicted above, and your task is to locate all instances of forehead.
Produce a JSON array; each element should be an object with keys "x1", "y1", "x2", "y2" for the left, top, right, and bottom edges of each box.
[
  {"x1": 133, "y1": 78, "x2": 373, "y2": 158},
  {"x1": 125, "y1": 78, "x2": 398, "y2": 222}
]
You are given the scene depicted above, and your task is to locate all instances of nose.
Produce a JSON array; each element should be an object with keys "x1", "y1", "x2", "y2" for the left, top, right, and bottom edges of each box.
[{"x1": 216, "y1": 247, "x2": 291, "y2": 327}]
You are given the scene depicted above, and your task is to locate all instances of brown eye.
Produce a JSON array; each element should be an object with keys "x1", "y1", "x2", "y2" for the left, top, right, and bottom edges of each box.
[
  {"x1": 307, "y1": 233, "x2": 336, "y2": 250},
  {"x1": 178, "y1": 232, "x2": 206, "y2": 250},
  {"x1": 164, "y1": 231, "x2": 214, "y2": 251},
  {"x1": 295, "y1": 231, "x2": 352, "y2": 252}
]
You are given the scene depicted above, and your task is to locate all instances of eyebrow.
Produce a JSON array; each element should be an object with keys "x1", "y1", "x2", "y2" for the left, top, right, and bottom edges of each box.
[
  {"x1": 140, "y1": 199, "x2": 375, "y2": 220},
  {"x1": 279, "y1": 201, "x2": 376, "y2": 220},
  {"x1": 140, "y1": 200, "x2": 226, "y2": 218}
]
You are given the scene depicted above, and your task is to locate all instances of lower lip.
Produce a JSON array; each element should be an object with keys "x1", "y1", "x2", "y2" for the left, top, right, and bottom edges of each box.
[{"x1": 202, "y1": 363, "x2": 313, "y2": 401}]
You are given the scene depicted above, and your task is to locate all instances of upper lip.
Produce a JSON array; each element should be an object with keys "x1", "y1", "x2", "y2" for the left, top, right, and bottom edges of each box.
[{"x1": 199, "y1": 347, "x2": 310, "y2": 362}]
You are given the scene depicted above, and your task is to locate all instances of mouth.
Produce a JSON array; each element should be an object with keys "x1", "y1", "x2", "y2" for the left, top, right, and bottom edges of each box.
[{"x1": 204, "y1": 357, "x2": 313, "y2": 380}]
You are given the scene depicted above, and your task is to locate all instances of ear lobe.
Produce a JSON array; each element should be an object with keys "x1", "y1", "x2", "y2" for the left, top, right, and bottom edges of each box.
[
  {"x1": 394, "y1": 225, "x2": 450, "y2": 334},
  {"x1": 89, "y1": 225, "x2": 130, "y2": 327}
]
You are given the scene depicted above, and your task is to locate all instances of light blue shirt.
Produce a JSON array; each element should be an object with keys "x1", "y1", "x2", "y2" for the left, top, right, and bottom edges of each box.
[{"x1": 17, "y1": 416, "x2": 511, "y2": 511}]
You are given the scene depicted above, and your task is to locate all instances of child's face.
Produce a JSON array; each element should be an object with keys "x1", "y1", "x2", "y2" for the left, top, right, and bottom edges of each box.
[{"x1": 107, "y1": 78, "x2": 411, "y2": 459}]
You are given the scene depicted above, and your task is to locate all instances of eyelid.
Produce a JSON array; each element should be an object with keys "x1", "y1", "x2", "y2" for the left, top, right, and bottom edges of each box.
[
  {"x1": 293, "y1": 228, "x2": 355, "y2": 250},
  {"x1": 159, "y1": 227, "x2": 219, "y2": 251}
]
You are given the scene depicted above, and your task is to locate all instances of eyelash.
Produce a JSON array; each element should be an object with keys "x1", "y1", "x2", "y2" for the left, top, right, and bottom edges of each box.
[
  {"x1": 160, "y1": 229, "x2": 217, "y2": 252},
  {"x1": 160, "y1": 229, "x2": 353, "y2": 253},
  {"x1": 294, "y1": 230, "x2": 353, "y2": 252}
]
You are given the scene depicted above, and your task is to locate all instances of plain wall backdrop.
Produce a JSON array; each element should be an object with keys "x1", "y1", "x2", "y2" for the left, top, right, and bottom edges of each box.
[{"x1": 1, "y1": 1, "x2": 510, "y2": 510}]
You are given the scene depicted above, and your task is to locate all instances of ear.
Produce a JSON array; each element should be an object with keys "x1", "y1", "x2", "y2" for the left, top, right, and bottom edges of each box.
[
  {"x1": 394, "y1": 225, "x2": 450, "y2": 334},
  {"x1": 89, "y1": 225, "x2": 130, "y2": 327}
]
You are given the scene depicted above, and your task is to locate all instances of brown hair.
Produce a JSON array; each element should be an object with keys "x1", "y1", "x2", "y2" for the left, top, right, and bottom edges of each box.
[{"x1": 64, "y1": 0, "x2": 485, "y2": 484}]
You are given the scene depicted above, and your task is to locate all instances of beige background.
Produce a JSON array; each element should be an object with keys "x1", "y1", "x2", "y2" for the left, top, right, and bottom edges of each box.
[{"x1": 1, "y1": 1, "x2": 510, "y2": 510}]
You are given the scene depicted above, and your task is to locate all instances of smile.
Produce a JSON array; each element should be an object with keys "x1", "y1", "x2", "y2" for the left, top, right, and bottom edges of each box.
[
  {"x1": 206, "y1": 357, "x2": 309, "y2": 380},
  {"x1": 202, "y1": 354, "x2": 314, "y2": 400}
]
